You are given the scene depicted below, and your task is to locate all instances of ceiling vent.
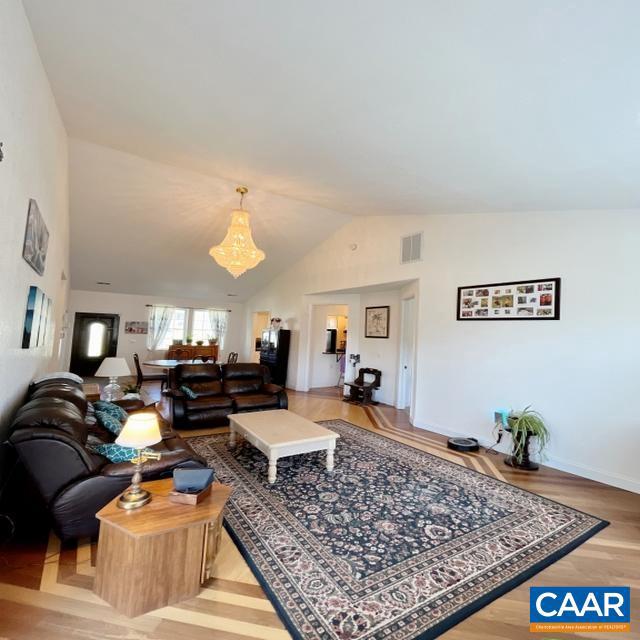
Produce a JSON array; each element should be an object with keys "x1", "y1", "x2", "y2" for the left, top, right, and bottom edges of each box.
[{"x1": 401, "y1": 232, "x2": 423, "y2": 264}]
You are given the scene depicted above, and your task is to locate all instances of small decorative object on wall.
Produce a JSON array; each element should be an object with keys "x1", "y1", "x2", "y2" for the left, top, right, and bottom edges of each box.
[
  {"x1": 22, "y1": 285, "x2": 52, "y2": 348},
  {"x1": 22, "y1": 199, "x2": 50, "y2": 276},
  {"x1": 365, "y1": 306, "x2": 390, "y2": 338},
  {"x1": 124, "y1": 321, "x2": 148, "y2": 334},
  {"x1": 457, "y1": 278, "x2": 561, "y2": 321}
]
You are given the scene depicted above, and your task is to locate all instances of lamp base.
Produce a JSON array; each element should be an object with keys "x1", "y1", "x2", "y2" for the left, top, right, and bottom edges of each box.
[
  {"x1": 101, "y1": 376, "x2": 124, "y2": 402},
  {"x1": 117, "y1": 487, "x2": 152, "y2": 510}
]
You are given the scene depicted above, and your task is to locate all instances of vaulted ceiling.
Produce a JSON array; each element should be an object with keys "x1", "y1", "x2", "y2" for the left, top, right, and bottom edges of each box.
[{"x1": 23, "y1": 0, "x2": 640, "y2": 298}]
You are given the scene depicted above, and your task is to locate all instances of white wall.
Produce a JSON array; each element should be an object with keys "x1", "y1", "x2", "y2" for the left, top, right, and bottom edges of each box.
[
  {"x1": 0, "y1": 0, "x2": 69, "y2": 436},
  {"x1": 245, "y1": 210, "x2": 640, "y2": 493},
  {"x1": 65, "y1": 290, "x2": 245, "y2": 375}
]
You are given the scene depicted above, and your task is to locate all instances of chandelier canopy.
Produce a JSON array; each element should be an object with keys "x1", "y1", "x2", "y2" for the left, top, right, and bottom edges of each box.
[{"x1": 209, "y1": 186, "x2": 265, "y2": 278}]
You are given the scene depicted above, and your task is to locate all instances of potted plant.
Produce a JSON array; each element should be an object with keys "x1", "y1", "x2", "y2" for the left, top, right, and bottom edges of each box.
[
  {"x1": 195, "y1": 340, "x2": 204, "y2": 346},
  {"x1": 505, "y1": 406, "x2": 550, "y2": 471},
  {"x1": 208, "y1": 336, "x2": 218, "y2": 345},
  {"x1": 185, "y1": 336, "x2": 193, "y2": 345},
  {"x1": 172, "y1": 338, "x2": 182, "y2": 346}
]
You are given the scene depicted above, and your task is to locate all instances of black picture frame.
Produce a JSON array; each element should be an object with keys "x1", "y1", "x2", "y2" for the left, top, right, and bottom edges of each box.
[
  {"x1": 456, "y1": 278, "x2": 561, "y2": 321},
  {"x1": 365, "y1": 305, "x2": 390, "y2": 338}
]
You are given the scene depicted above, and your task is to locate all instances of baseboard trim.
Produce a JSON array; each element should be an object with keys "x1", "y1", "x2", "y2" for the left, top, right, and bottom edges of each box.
[{"x1": 412, "y1": 419, "x2": 639, "y2": 494}]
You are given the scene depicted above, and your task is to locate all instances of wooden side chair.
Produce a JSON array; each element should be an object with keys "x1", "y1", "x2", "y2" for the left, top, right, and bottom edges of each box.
[
  {"x1": 133, "y1": 353, "x2": 167, "y2": 391},
  {"x1": 227, "y1": 352, "x2": 239, "y2": 364},
  {"x1": 344, "y1": 367, "x2": 382, "y2": 406}
]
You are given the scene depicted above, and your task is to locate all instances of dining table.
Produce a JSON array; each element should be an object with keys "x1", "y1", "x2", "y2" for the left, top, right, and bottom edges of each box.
[{"x1": 143, "y1": 359, "x2": 200, "y2": 369}]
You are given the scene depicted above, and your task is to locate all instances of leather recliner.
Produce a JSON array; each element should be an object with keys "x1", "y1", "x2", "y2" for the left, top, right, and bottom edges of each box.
[
  {"x1": 8, "y1": 380, "x2": 206, "y2": 540},
  {"x1": 168, "y1": 362, "x2": 288, "y2": 429}
]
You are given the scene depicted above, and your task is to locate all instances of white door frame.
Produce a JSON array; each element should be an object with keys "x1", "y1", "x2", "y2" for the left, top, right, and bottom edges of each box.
[{"x1": 396, "y1": 295, "x2": 417, "y2": 419}]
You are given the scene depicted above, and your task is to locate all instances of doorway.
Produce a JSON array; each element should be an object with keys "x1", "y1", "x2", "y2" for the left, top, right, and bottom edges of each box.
[
  {"x1": 397, "y1": 297, "x2": 416, "y2": 411},
  {"x1": 70, "y1": 313, "x2": 120, "y2": 376},
  {"x1": 251, "y1": 311, "x2": 270, "y2": 363}
]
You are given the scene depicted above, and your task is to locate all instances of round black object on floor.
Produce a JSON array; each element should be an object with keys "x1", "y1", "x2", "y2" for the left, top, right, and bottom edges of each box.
[{"x1": 447, "y1": 437, "x2": 479, "y2": 452}]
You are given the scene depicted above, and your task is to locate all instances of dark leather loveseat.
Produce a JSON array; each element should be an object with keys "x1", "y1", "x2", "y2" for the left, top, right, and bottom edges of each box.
[
  {"x1": 168, "y1": 362, "x2": 288, "y2": 429},
  {"x1": 8, "y1": 377, "x2": 206, "y2": 540}
]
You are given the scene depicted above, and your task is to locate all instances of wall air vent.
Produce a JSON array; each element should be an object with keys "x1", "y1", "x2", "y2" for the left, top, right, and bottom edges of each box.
[{"x1": 401, "y1": 232, "x2": 423, "y2": 264}]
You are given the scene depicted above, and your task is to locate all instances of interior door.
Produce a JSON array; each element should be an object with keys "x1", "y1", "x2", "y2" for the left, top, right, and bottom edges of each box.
[
  {"x1": 399, "y1": 297, "x2": 416, "y2": 410},
  {"x1": 69, "y1": 313, "x2": 120, "y2": 376}
]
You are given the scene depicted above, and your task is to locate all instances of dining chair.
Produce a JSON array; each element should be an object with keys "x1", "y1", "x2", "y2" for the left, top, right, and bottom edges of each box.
[
  {"x1": 133, "y1": 353, "x2": 167, "y2": 391},
  {"x1": 227, "y1": 352, "x2": 239, "y2": 364}
]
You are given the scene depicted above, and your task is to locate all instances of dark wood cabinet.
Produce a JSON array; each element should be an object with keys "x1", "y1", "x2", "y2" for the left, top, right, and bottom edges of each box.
[{"x1": 259, "y1": 329, "x2": 290, "y2": 386}]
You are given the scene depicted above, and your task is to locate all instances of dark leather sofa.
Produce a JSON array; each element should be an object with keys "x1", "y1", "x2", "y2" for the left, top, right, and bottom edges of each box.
[
  {"x1": 8, "y1": 377, "x2": 206, "y2": 540},
  {"x1": 168, "y1": 362, "x2": 288, "y2": 429}
]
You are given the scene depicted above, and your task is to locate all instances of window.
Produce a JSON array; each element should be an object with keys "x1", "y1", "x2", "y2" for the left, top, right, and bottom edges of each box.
[
  {"x1": 152, "y1": 307, "x2": 228, "y2": 350},
  {"x1": 158, "y1": 308, "x2": 187, "y2": 349},
  {"x1": 86, "y1": 322, "x2": 105, "y2": 357},
  {"x1": 192, "y1": 310, "x2": 211, "y2": 344}
]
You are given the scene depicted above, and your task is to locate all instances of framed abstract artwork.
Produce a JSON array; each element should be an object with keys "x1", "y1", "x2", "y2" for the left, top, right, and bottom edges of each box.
[
  {"x1": 457, "y1": 278, "x2": 561, "y2": 320},
  {"x1": 22, "y1": 199, "x2": 49, "y2": 276},
  {"x1": 22, "y1": 285, "x2": 52, "y2": 348},
  {"x1": 365, "y1": 306, "x2": 390, "y2": 338}
]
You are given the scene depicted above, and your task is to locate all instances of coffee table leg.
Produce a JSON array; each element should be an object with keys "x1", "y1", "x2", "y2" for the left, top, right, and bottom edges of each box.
[
  {"x1": 326, "y1": 442, "x2": 336, "y2": 472},
  {"x1": 229, "y1": 424, "x2": 236, "y2": 447},
  {"x1": 268, "y1": 455, "x2": 278, "y2": 484}
]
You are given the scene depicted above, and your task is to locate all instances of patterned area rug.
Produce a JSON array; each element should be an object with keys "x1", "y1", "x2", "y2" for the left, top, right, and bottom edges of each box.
[{"x1": 189, "y1": 419, "x2": 607, "y2": 640}]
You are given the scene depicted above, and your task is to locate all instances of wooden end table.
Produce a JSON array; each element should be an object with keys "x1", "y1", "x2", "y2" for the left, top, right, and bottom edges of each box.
[
  {"x1": 94, "y1": 478, "x2": 231, "y2": 617},
  {"x1": 82, "y1": 383, "x2": 101, "y2": 402}
]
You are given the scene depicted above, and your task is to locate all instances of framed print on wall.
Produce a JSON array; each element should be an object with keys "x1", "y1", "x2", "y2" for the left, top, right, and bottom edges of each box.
[
  {"x1": 124, "y1": 321, "x2": 148, "y2": 334},
  {"x1": 457, "y1": 278, "x2": 561, "y2": 321},
  {"x1": 365, "y1": 306, "x2": 390, "y2": 338},
  {"x1": 22, "y1": 199, "x2": 50, "y2": 276}
]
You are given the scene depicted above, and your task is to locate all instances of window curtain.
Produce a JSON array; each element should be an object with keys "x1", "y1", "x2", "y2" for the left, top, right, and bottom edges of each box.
[
  {"x1": 207, "y1": 309, "x2": 229, "y2": 349},
  {"x1": 147, "y1": 305, "x2": 175, "y2": 350}
]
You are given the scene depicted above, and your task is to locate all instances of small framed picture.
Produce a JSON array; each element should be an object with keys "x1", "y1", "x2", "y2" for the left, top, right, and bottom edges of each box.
[
  {"x1": 365, "y1": 306, "x2": 390, "y2": 338},
  {"x1": 457, "y1": 278, "x2": 561, "y2": 321},
  {"x1": 22, "y1": 199, "x2": 50, "y2": 276},
  {"x1": 124, "y1": 321, "x2": 149, "y2": 334}
]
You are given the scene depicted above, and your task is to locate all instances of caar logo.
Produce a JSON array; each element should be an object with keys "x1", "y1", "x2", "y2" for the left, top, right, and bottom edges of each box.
[{"x1": 530, "y1": 587, "x2": 630, "y2": 633}]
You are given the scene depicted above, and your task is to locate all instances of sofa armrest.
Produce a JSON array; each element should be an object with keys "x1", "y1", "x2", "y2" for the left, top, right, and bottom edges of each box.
[
  {"x1": 262, "y1": 383, "x2": 288, "y2": 410},
  {"x1": 262, "y1": 383, "x2": 283, "y2": 394}
]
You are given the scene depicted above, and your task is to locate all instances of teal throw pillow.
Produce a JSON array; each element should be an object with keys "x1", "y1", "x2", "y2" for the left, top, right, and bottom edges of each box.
[
  {"x1": 179, "y1": 385, "x2": 198, "y2": 399},
  {"x1": 95, "y1": 410, "x2": 123, "y2": 436},
  {"x1": 90, "y1": 443, "x2": 138, "y2": 463},
  {"x1": 93, "y1": 400, "x2": 128, "y2": 423}
]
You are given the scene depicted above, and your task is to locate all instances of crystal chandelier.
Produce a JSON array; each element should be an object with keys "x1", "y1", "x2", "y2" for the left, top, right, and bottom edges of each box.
[{"x1": 209, "y1": 186, "x2": 265, "y2": 278}]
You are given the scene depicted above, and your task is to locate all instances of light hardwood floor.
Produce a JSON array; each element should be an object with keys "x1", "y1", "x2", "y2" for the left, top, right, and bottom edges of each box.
[{"x1": 0, "y1": 386, "x2": 638, "y2": 639}]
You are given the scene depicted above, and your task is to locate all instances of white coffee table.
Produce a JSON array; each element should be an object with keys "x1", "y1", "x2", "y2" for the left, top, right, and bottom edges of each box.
[{"x1": 228, "y1": 409, "x2": 340, "y2": 483}]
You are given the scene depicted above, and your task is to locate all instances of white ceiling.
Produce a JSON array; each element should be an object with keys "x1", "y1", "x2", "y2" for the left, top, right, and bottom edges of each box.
[
  {"x1": 21, "y1": 0, "x2": 640, "y2": 300},
  {"x1": 68, "y1": 140, "x2": 348, "y2": 300},
  {"x1": 24, "y1": 0, "x2": 640, "y2": 217}
]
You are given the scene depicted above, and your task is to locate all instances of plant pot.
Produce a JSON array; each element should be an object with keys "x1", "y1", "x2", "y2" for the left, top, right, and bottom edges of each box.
[
  {"x1": 208, "y1": 340, "x2": 217, "y2": 346},
  {"x1": 195, "y1": 341, "x2": 204, "y2": 346},
  {"x1": 172, "y1": 339, "x2": 182, "y2": 346},
  {"x1": 504, "y1": 424, "x2": 539, "y2": 471}
]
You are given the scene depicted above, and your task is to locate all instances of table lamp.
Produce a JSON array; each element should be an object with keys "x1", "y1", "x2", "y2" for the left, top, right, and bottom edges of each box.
[
  {"x1": 95, "y1": 357, "x2": 131, "y2": 401},
  {"x1": 115, "y1": 413, "x2": 162, "y2": 510}
]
